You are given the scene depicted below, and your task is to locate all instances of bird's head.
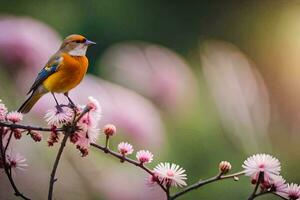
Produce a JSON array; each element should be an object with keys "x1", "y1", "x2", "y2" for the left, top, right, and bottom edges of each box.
[{"x1": 60, "y1": 34, "x2": 96, "y2": 56}]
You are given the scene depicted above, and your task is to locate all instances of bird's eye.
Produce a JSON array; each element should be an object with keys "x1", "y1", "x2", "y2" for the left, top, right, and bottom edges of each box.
[
  {"x1": 82, "y1": 38, "x2": 86, "y2": 43},
  {"x1": 75, "y1": 40, "x2": 81, "y2": 43}
]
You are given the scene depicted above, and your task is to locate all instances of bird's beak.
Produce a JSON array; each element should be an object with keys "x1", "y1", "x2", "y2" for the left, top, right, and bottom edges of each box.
[{"x1": 85, "y1": 40, "x2": 96, "y2": 46}]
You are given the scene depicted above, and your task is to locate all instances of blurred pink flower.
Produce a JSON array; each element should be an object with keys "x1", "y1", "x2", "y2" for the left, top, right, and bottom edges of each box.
[
  {"x1": 0, "y1": 16, "x2": 61, "y2": 92},
  {"x1": 136, "y1": 150, "x2": 153, "y2": 164},
  {"x1": 99, "y1": 42, "x2": 199, "y2": 113},
  {"x1": 118, "y1": 142, "x2": 134, "y2": 156},
  {"x1": 6, "y1": 111, "x2": 23, "y2": 123},
  {"x1": 242, "y1": 154, "x2": 281, "y2": 185},
  {"x1": 34, "y1": 75, "x2": 165, "y2": 148},
  {"x1": 6, "y1": 151, "x2": 28, "y2": 175},
  {"x1": 153, "y1": 162, "x2": 187, "y2": 188},
  {"x1": 201, "y1": 40, "x2": 270, "y2": 152}
]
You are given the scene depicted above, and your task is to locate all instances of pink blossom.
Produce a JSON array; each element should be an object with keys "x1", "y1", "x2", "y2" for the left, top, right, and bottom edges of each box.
[
  {"x1": 242, "y1": 154, "x2": 281, "y2": 185},
  {"x1": 6, "y1": 111, "x2": 23, "y2": 123},
  {"x1": 283, "y1": 183, "x2": 300, "y2": 200},
  {"x1": 44, "y1": 107, "x2": 74, "y2": 126},
  {"x1": 87, "y1": 96, "x2": 101, "y2": 111},
  {"x1": 118, "y1": 142, "x2": 134, "y2": 156},
  {"x1": 6, "y1": 152, "x2": 28, "y2": 175},
  {"x1": 270, "y1": 176, "x2": 288, "y2": 196},
  {"x1": 153, "y1": 162, "x2": 187, "y2": 188},
  {"x1": 0, "y1": 100, "x2": 8, "y2": 121},
  {"x1": 136, "y1": 150, "x2": 153, "y2": 164},
  {"x1": 103, "y1": 124, "x2": 116, "y2": 137},
  {"x1": 77, "y1": 112, "x2": 100, "y2": 144}
]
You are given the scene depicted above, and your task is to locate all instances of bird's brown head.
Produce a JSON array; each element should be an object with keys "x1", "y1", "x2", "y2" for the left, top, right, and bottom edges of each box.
[{"x1": 60, "y1": 34, "x2": 96, "y2": 56}]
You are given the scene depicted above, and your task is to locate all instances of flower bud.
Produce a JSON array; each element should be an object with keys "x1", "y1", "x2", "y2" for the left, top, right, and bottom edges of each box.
[
  {"x1": 103, "y1": 124, "x2": 116, "y2": 137},
  {"x1": 219, "y1": 161, "x2": 232, "y2": 174},
  {"x1": 30, "y1": 131, "x2": 42, "y2": 142},
  {"x1": 13, "y1": 129, "x2": 22, "y2": 139}
]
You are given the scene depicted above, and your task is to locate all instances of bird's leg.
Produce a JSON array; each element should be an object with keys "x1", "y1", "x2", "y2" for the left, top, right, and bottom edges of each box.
[
  {"x1": 64, "y1": 92, "x2": 75, "y2": 108},
  {"x1": 51, "y1": 92, "x2": 62, "y2": 112}
]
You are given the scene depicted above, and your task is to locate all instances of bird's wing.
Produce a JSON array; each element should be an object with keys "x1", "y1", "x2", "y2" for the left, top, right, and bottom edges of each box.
[{"x1": 27, "y1": 55, "x2": 63, "y2": 94}]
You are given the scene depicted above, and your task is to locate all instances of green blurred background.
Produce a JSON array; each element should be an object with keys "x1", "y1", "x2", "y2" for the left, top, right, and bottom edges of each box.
[{"x1": 0, "y1": 0, "x2": 299, "y2": 199}]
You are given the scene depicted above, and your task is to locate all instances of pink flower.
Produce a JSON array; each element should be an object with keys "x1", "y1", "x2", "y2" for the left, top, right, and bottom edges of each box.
[
  {"x1": 242, "y1": 154, "x2": 281, "y2": 184},
  {"x1": 153, "y1": 162, "x2": 187, "y2": 188},
  {"x1": 87, "y1": 96, "x2": 101, "y2": 112},
  {"x1": 77, "y1": 112, "x2": 100, "y2": 144},
  {"x1": 0, "y1": 100, "x2": 8, "y2": 121},
  {"x1": 6, "y1": 152, "x2": 28, "y2": 175},
  {"x1": 118, "y1": 142, "x2": 134, "y2": 156},
  {"x1": 283, "y1": 183, "x2": 300, "y2": 200},
  {"x1": 44, "y1": 107, "x2": 74, "y2": 126},
  {"x1": 270, "y1": 176, "x2": 288, "y2": 196},
  {"x1": 30, "y1": 131, "x2": 42, "y2": 142},
  {"x1": 6, "y1": 111, "x2": 23, "y2": 123},
  {"x1": 136, "y1": 150, "x2": 153, "y2": 164},
  {"x1": 103, "y1": 124, "x2": 117, "y2": 137}
]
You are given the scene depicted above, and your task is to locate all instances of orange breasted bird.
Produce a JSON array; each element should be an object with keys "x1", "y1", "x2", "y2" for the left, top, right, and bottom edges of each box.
[{"x1": 18, "y1": 34, "x2": 96, "y2": 113}]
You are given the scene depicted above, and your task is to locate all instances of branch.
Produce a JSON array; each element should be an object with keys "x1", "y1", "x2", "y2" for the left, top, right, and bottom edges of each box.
[
  {"x1": 0, "y1": 122, "x2": 63, "y2": 132},
  {"x1": 0, "y1": 128, "x2": 30, "y2": 200},
  {"x1": 90, "y1": 142, "x2": 167, "y2": 193},
  {"x1": 170, "y1": 171, "x2": 245, "y2": 200},
  {"x1": 47, "y1": 133, "x2": 69, "y2": 200},
  {"x1": 48, "y1": 105, "x2": 90, "y2": 200},
  {"x1": 248, "y1": 172, "x2": 263, "y2": 200}
]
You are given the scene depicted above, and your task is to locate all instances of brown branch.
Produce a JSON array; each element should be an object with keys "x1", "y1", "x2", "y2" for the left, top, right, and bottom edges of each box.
[
  {"x1": 47, "y1": 133, "x2": 69, "y2": 200},
  {"x1": 0, "y1": 122, "x2": 63, "y2": 132},
  {"x1": 47, "y1": 106, "x2": 90, "y2": 200},
  {"x1": 170, "y1": 171, "x2": 245, "y2": 200},
  {"x1": 248, "y1": 172, "x2": 263, "y2": 200},
  {"x1": 0, "y1": 128, "x2": 30, "y2": 200}
]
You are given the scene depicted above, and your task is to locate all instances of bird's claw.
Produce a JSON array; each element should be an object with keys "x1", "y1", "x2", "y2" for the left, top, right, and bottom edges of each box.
[{"x1": 55, "y1": 105, "x2": 63, "y2": 112}]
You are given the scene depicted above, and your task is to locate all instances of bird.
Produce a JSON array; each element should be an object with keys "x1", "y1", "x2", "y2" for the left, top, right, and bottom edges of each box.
[{"x1": 18, "y1": 34, "x2": 96, "y2": 113}]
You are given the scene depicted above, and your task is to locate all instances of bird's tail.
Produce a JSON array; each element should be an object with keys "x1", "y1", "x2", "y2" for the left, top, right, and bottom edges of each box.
[{"x1": 18, "y1": 92, "x2": 44, "y2": 114}]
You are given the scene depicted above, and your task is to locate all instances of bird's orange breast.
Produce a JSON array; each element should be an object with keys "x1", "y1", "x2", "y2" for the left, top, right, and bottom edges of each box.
[{"x1": 43, "y1": 53, "x2": 88, "y2": 93}]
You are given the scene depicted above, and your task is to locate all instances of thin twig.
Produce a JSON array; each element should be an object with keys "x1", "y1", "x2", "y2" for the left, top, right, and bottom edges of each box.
[
  {"x1": 0, "y1": 128, "x2": 30, "y2": 200},
  {"x1": 4, "y1": 130, "x2": 13, "y2": 154},
  {"x1": 48, "y1": 105, "x2": 90, "y2": 200},
  {"x1": 90, "y1": 142, "x2": 167, "y2": 193},
  {"x1": 248, "y1": 172, "x2": 263, "y2": 200},
  {"x1": 47, "y1": 132, "x2": 69, "y2": 200},
  {"x1": 170, "y1": 171, "x2": 245, "y2": 200},
  {"x1": 0, "y1": 122, "x2": 63, "y2": 132}
]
